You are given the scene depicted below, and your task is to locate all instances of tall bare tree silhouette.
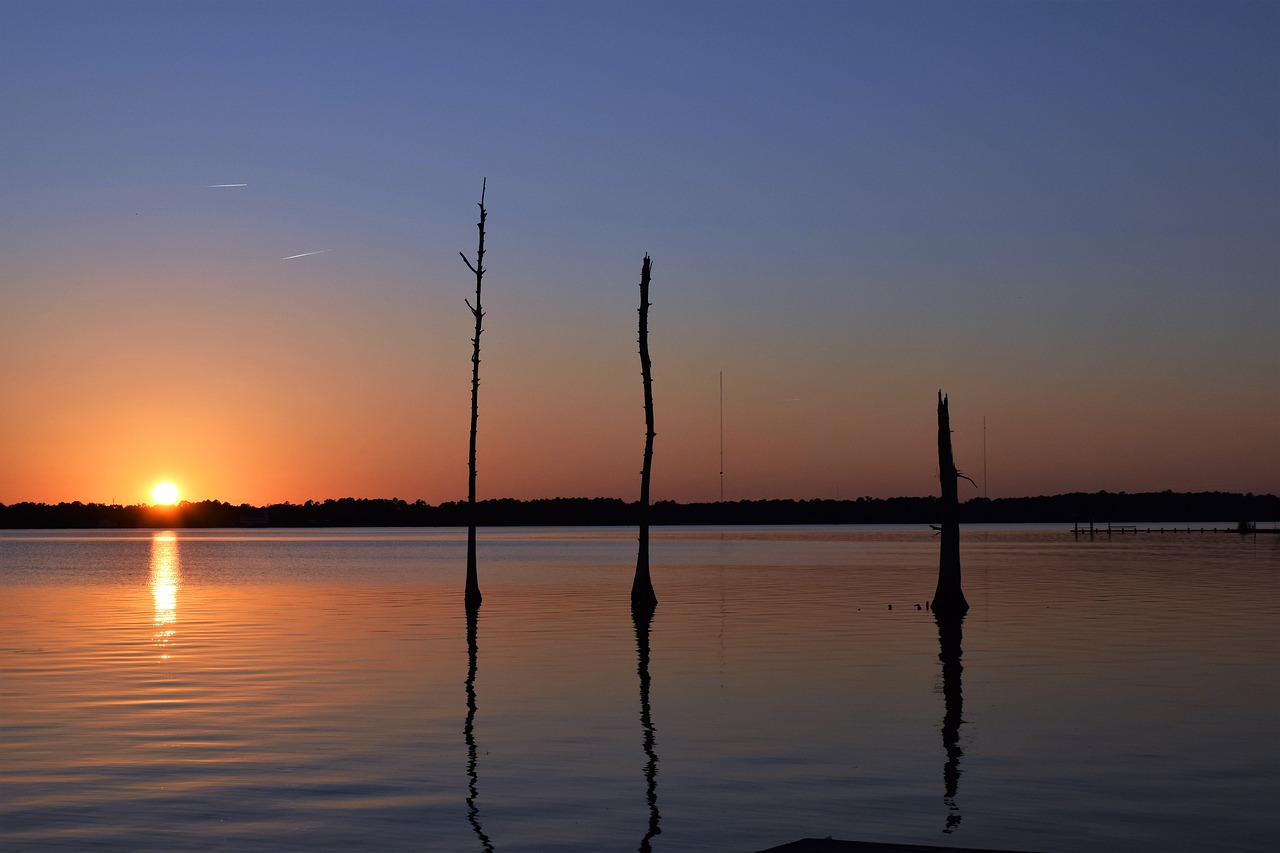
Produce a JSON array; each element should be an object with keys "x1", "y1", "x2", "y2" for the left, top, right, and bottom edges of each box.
[
  {"x1": 461, "y1": 180, "x2": 487, "y2": 610},
  {"x1": 631, "y1": 254, "x2": 658, "y2": 613},
  {"x1": 932, "y1": 391, "x2": 970, "y2": 614}
]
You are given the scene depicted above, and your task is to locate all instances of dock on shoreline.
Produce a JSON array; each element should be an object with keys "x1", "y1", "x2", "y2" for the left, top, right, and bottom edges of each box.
[{"x1": 1071, "y1": 522, "x2": 1278, "y2": 535}]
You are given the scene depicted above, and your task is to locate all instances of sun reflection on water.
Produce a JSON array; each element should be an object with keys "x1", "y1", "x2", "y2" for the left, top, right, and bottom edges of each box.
[{"x1": 150, "y1": 532, "x2": 180, "y2": 657}]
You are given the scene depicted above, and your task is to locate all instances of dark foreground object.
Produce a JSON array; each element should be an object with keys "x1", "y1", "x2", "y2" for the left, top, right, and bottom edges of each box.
[
  {"x1": 931, "y1": 391, "x2": 969, "y2": 615},
  {"x1": 756, "y1": 839, "x2": 1037, "y2": 853}
]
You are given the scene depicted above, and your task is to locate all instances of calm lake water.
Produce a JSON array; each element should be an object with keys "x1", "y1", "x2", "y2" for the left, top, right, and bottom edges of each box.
[{"x1": 2, "y1": 526, "x2": 1277, "y2": 852}]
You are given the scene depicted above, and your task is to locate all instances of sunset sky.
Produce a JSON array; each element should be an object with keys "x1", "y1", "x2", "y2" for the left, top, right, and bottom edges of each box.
[{"x1": 2, "y1": 0, "x2": 1276, "y2": 507}]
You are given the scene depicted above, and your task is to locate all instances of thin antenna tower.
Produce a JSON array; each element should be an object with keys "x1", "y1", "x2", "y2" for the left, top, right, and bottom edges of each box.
[
  {"x1": 719, "y1": 371, "x2": 724, "y2": 502},
  {"x1": 983, "y1": 415, "x2": 988, "y2": 500}
]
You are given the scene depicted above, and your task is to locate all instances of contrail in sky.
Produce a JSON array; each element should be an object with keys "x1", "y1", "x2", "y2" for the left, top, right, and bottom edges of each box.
[
  {"x1": 282, "y1": 250, "x2": 327, "y2": 260},
  {"x1": 206, "y1": 183, "x2": 247, "y2": 187}
]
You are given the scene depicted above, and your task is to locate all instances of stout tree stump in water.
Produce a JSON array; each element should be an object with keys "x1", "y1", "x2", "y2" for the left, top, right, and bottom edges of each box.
[{"x1": 932, "y1": 392, "x2": 969, "y2": 615}]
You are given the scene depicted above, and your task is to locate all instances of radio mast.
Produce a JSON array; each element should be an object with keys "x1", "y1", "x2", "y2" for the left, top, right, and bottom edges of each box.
[
  {"x1": 719, "y1": 371, "x2": 725, "y2": 502},
  {"x1": 983, "y1": 416, "x2": 988, "y2": 500}
]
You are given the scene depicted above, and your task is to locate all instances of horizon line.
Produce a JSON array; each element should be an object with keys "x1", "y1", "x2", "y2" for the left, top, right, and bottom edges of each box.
[{"x1": 3, "y1": 488, "x2": 1276, "y2": 510}]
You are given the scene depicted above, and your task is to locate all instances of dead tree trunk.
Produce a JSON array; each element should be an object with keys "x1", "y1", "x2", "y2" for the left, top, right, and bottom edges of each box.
[
  {"x1": 932, "y1": 391, "x2": 969, "y2": 614},
  {"x1": 461, "y1": 179, "x2": 487, "y2": 610},
  {"x1": 631, "y1": 254, "x2": 658, "y2": 613}
]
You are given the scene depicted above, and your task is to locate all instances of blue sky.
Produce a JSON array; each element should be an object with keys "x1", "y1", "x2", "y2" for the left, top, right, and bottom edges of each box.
[{"x1": 2, "y1": 0, "x2": 1276, "y2": 505}]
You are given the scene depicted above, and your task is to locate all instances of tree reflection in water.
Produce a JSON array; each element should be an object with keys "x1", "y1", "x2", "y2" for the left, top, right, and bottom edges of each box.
[
  {"x1": 464, "y1": 603, "x2": 493, "y2": 852},
  {"x1": 633, "y1": 605, "x2": 661, "y2": 852},
  {"x1": 936, "y1": 612, "x2": 966, "y2": 834}
]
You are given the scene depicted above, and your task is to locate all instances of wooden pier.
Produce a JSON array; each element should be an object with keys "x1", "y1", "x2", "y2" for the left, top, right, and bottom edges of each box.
[{"x1": 1071, "y1": 522, "x2": 1268, "y2": 536}]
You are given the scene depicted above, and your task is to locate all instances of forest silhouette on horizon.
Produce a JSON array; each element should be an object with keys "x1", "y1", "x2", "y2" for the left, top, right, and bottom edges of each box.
[{"x1": 2, "y1": 489, "x2": 1274, "y2": 529}]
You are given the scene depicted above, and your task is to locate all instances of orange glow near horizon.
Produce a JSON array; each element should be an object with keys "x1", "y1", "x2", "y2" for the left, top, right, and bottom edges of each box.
[{"x1": 0, "y1": 272, "x2": 1275, "y2": 505}]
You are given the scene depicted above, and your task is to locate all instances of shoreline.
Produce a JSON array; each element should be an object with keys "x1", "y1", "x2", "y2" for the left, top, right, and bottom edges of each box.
[{"x1": 2, "y1": 490, "x2": 1277, "y2": 530}]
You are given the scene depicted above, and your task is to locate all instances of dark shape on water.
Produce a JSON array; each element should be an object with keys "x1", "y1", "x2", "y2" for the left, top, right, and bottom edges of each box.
[
  {"x1": 936, "y1": 612, "x2": 965, "y2": 834},
  {"x1": 461, "y1": 180, "x2": 488, "y2": 609},
  {"x1": 756, "y1": 837, "x2": 1036, "y2": 852},
  {"x1": 463, "y1": 603, "x2": 493, "y2": 852},
  {"x1": 632, "y1": 253, "x2": 658, "y2": 613},
  {"x1": 932, "y1": 392, "x2": 969, "y2": 615},
  {"x1": 633, "y1": 606, "x2": 661, "y2": 851}
]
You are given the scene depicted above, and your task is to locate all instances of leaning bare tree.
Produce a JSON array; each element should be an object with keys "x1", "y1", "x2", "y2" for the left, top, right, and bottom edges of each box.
[
  {"x1": 631, "y1": 254, "x2": 658, "y2": 613},
  {"x1": 461, "y1": 179, "x2": 487, "y2": 610},
  {"x1": 932, "y1": 391, "x2": 970, "y2": 614}
]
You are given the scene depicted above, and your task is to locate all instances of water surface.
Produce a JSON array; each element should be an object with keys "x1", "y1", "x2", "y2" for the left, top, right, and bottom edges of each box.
[{"x1": 2, "y1": 526, "x2": 1276, "y2": 851}]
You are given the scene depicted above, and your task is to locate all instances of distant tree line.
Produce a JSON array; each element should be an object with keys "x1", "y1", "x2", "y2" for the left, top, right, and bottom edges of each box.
[{"x1": 0, "y1": 491, "x2": 1275, "y2": 529}]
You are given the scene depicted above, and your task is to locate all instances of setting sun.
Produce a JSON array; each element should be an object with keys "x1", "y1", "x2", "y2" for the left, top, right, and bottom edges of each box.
[{"x1": 151, "y1": 482, "x2": 180, "y2": 506}]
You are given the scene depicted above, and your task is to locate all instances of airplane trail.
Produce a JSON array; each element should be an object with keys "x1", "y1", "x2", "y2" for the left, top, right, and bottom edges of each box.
[
  {"x1": 282, "y1": 250, "x2": 327, "y2": 260},
  {"x1": 206, "y1": 183, "x2": 247, "y2": 187}
]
